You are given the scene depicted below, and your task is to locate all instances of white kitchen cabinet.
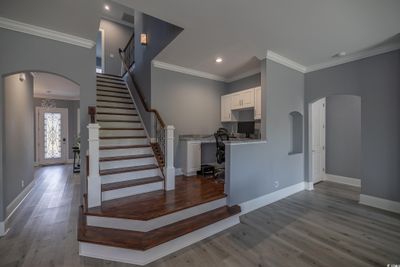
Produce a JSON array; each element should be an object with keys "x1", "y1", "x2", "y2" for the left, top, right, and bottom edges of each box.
[
  {"x1": 231, "y1": 93, "x2": 242, "y2": 110},
  {"x1": 182, "y1": 141, "x2": 202, "y2": 176},
  {"x1": 230, "y1": 88, "x2": 255, "y2": 110},
  {"x1": 221, "y1": 95, "x2": 232, "y2": 122},
  {"x1": 254, "y1": 87, "x2": 261, "y2": 120}
]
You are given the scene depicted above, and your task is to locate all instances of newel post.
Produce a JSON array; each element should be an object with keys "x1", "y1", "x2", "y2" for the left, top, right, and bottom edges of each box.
[
  {"x1": 87, "y1": 123, "x2": 101, "y2": 208},
  {"x1": 164, "y1": 125, "x2": 175, "y2": 190}
]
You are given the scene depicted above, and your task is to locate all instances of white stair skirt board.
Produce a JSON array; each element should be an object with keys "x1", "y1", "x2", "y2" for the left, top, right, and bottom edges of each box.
[
  {"x1": 97, "y1": 101, "x2": 134, "y2": 109},
  {"x1": 79, "y1": 214, "x2": 240, "y2": 266},
  {"x1": 97, "y1": 107, "x2": 137, "y2": 115},
  {"x1": 99, "y1": 147, "x2": 153, "y2": 158},
  {"x1": 87, "y1": 197, "x2": 227, "y2": 231},
  {"x1": 100, "y1": 129, "x2": 145, "y2": 137},
  {"x1": 100, "y1": 157, "x2": 156, "y2": 170},
  {"x1": 325, "y1": 174, "x2": 361, "y2": 187},
  {"x1": 97, "y1": 96, "x2": 132, "y2": 103},
  {"x1": 100, "y1": 138, "x2": 148, "y2": 147},
  {"x1": 102, "y1": 181, "x2": 164, "y2": 201},
  {"x1": 359, "y1": 194, "x2": 400, "y2": 214},
  {"x1": 97, "y1": 114, "x2": 138, "y2": 121},
  {"x1": 101, "y1": 169, "x2": 161, "y2": 184},
  {"x1": 98, "y1": 121, "x2": 141, "y2": 128},
  {"x1": 239, "y1": 182, "x2": 306, "y2": 215}
]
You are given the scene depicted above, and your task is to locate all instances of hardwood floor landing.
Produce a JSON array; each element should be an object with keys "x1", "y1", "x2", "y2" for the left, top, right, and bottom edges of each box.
[{"x1": 87, "y1": 175, "x2": 226, "y2": 220}]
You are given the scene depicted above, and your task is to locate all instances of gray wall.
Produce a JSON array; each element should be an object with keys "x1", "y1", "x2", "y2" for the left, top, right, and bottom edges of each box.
[
  {"x1": 33, "y1": 98, "x2": 80, "y2": 160},
  {"x1": 226, "y1": 73, "x2": 261, "y2": 93},
  {"x1": 127, "y1": 11, "x2": 182, "y2": 134},
  {"x1": 305, "y1": 50, "x2": 400, "y2": 202},
  {"x1": 99, "y1": 19, "x2": 133, "y2": 76},
  {"x1": 151, "y1": 67, "x2": 227, "y2": 169},
  {"x1": 0, "y1": 28, "x2": 97, "y2": 221},
  {"x1": 226, "y1": 59, "x2": 305, "y2": 205},
  {"x1": 3, "y1": 73, "x2": 35, "y2": 209},
  {"x1": 326, "y1": 95, "x2": 361, "y2": 179}
]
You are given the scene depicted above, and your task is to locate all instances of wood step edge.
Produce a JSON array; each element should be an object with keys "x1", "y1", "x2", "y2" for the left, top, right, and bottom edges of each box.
[
  {"x1": 101, "y1": 176, "x2": 163, "y2": 192},
  {"x1": 79, "y1": 205, "x2": 240, "y2": 251},
  {"x1": 100, "y1": 136, "x2": 147, "y2": 139},
  {"x1": 97, "y1": 94, "x2": 131, "y2": 99},
  {"x1": 97, "y1": 112, "x2": 138, "y2": 116},
  {"x1": 97, "y1": 99, "x2": 133, "y2": 104},
  {"x1": 100, "y1": 128, "x2": 143, "y2": 130},
  {"x1": 97, "y1": 119, "x2": 140, "y2": 123},
  {"x1": 97, "y1": 73, "x2": 122, "y2": 78},
  {"x1": 97, "y1": 89, "x2": 129, "y2": 94},
  {"x1": 97, "y1": 84, "x2": 127, "y2": 90},
  {"x1": 100, "y1": 144, "x2": 151, "y2": 150},
  {"x1": 100, "y1": 154, "x2": 154, "y2": 162},
  {"x1": 100, "y1": 164, "x2": 159, "y2": 175},
  {"x1": 96, "y1": 106, "x2": 136, "y2": 110}
]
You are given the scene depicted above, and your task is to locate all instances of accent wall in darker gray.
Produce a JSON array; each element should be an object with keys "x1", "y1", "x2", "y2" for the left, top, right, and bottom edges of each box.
[
  {"x1": 99, "y1": 19, "x2": 134, "y2": 76},
  {"x1": 226, "y1": 73, "x2": 261, "y2": 93},
  {"x1": 326, "y1": 95, "x2": 361, "y2": 179},
  {"x1": 128, "y1": 11, "x2": 182, "y2": 134},
  {"x1": 33, "y1": 98, "x2": 80, "y2": 160},
  {"x1": 305, "y1": 50, "x2": 400, "y2": 202},
  {"x1": 0, "y1": 28, "x2": 97, "y2": 221},
  {"x1": 226, "y1": 59, "x2": 304, "y2": 205}
]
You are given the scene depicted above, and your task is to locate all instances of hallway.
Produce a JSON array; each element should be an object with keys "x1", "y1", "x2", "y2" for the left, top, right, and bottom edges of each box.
[{"x1": 1, "y1": 165, "x2": 400, "y2": 266}]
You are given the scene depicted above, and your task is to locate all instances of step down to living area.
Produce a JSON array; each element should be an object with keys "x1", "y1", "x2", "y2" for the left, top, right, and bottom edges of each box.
[
  {"x1": 100, "y1": 164, "x2": 159, "y2": 176},
  {"x1": 102, "y1": 176, "x2": 164, "y2": 192}
]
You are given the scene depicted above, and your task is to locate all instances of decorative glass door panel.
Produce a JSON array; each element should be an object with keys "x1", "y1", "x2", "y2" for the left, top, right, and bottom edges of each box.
[{"x1": 37, "y1": 107, "x2": 68, "y2": 165}]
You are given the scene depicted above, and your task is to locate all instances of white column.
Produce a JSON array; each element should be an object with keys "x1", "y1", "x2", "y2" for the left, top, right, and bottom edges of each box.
[
  {"x1": 164, "y1": 125, "x2": 175, "y2": 191},
  {"x1": 87, "y1": 123, "x2": 101, "y2": 208}
]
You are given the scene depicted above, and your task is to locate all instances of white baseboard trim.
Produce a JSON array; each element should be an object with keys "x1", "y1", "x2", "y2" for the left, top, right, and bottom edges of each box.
[
  {"x1": 175, "y1": 168, "x2": 183, "y2": 176},
  {"x1": 304, "y1": 181, "x2": 314, "y2": 191},
  {"x1": 325, "y1": 174, "x2": 361, "y2": 187},
  {"x1": 80, "y1": 214, "x2": 240, "y2": 265},
  {"x1": 0, "y1": 221, "x2": 7, "y2": 237},
  {"x1": 6, "y1": 179, "x2": 35, "y2": 219},
  {"x1": 239, "y1": 182, "x2": 305, "y2": 214},
  {"x1": 359, "y1": 194, "x2": 400, "y2": 214}
]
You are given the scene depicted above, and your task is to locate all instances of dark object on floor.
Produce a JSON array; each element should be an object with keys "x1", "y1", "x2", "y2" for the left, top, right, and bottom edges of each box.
[
  {"x1": 72, "y1": 146, "x2": 80, "y2": 173},
  {"x1": 197, "y1": 164, "x2": 215, "y2": 177}
]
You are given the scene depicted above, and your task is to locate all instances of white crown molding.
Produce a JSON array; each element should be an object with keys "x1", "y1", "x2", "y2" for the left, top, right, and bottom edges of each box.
[
  {"x1": 266, "y1": 50, "x2": 307, "y2": 73},
  {"x1": 0, "y1": 17, "x2": 95, "y2": 49},
  {"x1": 226, "y1": 68, "x2": 261, "y2": 83},
  {"x1": 306, "y1": 43, "x2": 400, "y2": 73},
  {"x1": 152, "y1": 60, "x2": 226, "y2": 82}
]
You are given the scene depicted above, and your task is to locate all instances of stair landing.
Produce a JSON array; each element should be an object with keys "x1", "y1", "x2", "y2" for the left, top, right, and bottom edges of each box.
[{"x1": 86, "y1": 175, "x2": 226, "y2": 220}]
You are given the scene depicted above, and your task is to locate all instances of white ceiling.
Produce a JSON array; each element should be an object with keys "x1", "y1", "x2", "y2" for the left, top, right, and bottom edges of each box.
[
  {"x1": 33, "y1": 72, "x2": 80, "y2": 100},
  {"x1": 115, "y1": 0, "x2": 400, "y2": 79},
  {"x1": 102, "y1": 0, "x2": 135, "y2": 27}
]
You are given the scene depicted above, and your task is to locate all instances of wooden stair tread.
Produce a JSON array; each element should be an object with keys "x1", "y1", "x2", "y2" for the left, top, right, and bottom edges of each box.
[
  {"x1": 86, "y1": 176, "x2": 226, "y2": 220},
  {"x1": 97, "y1": 77, "x2": 124, "y2": 82},
  {"x1": 100, "y1": 164, "x2": 158, "y2": 175},
  {"x1": 97, "y1": 106, "x2": 135, "y2": 110},
  {"x1": 100, "y1": 128, "x2": 143, "y2": 130},
  {"x1": 97, "y1": 89, "x2": 129, "y2": 94},
  {"x1": 97, "y1": 80, "x2": 126, "y2": 86},
  {"x1": 97, "y1": 119, "x2": 140, "y2": 123},
  {"x1": 102, "y1": 176, "x2": 163, "y2": 192},
  {"x1": 97, "y1": 84, "x2": 127, "y2": 90},
  {"x1": 100, "y1": 144, "x2": 151, "y2": 150},
  {"x1": 79, "y1": 205, "x2": 240, "y2": 251},
  {"x1": 100, "y1": 136, "x2": 146, "y2": 139},
  {"x1": 96, "y1": 99, "x2": 133, "y2": 104},
  {"x1": 97, "y1": 94, "x2": 131, "y2": 99},
  {"x1": 97, "y1": 112, "x2": 137, "y2": 116},
  {"x1": 97, "y1": 73, "x2": 122, "y2": 78},
  {"x1": 100, "y1": 154, "x2": 154, "y2": 162}
]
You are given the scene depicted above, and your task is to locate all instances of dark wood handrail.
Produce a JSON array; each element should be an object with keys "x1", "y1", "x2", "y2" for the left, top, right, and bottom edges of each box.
[
  {"x1": 118, "y1": 48, "x2": 166, "y2": 128},
  {"x1": 122, "y1": 33, "x2": 135, "y2": 53},
  {"x1": 88, "y1": 106, "x2": 96, "y2": 123}
]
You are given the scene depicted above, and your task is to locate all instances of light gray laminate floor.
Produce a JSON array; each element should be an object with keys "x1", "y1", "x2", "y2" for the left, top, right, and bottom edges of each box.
[{"x1": 0, "y1": 165, "x2": 399, "y2": 266}]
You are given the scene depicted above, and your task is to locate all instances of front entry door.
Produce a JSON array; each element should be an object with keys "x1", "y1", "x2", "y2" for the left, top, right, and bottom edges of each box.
[{"x1": 37, "y1": 107, "x2": 69, "y2": 165}]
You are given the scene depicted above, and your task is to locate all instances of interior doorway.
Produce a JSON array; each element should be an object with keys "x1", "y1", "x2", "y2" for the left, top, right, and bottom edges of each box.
[
  {"x1": 310, "y1": 98, "x2": 326, "y2": 184},
  {"x1": 36, "y1": 107, "x2": 69, "y2": 165}
]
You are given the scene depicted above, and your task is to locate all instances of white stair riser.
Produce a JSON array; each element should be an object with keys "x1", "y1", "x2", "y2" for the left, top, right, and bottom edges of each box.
[
  {"x1": 101, "y1": 169, "x2": 161, "y2": 184},
  {"x1": 100, "y1": 157, "x2": 156, "y2": 170},
  {"x1": 100, "y1": 129, "x2": 145, "y2": 137},
  {"x1": 100, "y1": 138, "x2": 148, "y2": 147},
  {"x1": 99, "y1": 147, "x2": 153, "y2": 158},
  {"x1": 97, "y1": 114, "x2": 138, "y2": 121},
  {"x1": 87, "y1": 198, "x2": 227, "y2": 232},
  {"x1": 97, "y1": 86, "x2": 128, "y2": 94},
  {"x1": 102, "y1": 181, "x2": 164, "y2": 201},
  {"x1": 79, "y1": 215, "x2": 240, "y2": 266},
  {"x1": 97, "y1": 79, "x2": 124, "y2": 84},
  {"x1": 97, "y1": 107, "x2": 137, "y2": 115},
  {"x1": 97, "y1": 91, "x2": 130, "y2": 98},
  {"x1": 98, "y1": 122, "x2": 142, "y2": 128},
  {"x1": 97, "y1": 82, "x2": 125, "y2": 87},
  {"x1": 97, "y1": 101, "x2": 134, "y2": 109},
  {"x1": 97, "y1": 95, "x2": 132, "y2": 103}
]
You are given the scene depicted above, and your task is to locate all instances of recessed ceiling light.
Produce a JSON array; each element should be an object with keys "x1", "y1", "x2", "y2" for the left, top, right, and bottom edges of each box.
[
  {"x1": 104, "y1": 4, "x2": 110, "y2": 11},
  {"x1": 215, "y1": 57, "x2": 223, "y2": 63}
]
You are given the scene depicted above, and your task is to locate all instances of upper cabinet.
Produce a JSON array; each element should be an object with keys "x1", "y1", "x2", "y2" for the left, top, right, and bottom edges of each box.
[
  {"x1": 221, "y1": 87, "x2": 262, "y2": 122},
  {"x1": 254, "y1": 87, "x2": 261, "y2": 120}
]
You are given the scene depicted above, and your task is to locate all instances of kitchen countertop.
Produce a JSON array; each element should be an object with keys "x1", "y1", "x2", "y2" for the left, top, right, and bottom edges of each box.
[{"x1": 179, "y1": 134, "x2": 265, "y2": 145}]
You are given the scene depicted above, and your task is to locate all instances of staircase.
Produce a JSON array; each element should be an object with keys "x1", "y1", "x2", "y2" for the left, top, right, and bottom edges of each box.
[
  {"x1": 96, "y1": 73, "x2": 164, "y2": 200},
  {"x1": 78, "y1": 73, "x2": 241, "y2": 266}
]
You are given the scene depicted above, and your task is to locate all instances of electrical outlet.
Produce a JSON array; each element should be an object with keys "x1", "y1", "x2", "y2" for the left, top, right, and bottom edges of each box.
[
  {"x1": 274, "y1": 181, "x2": 279, "y2": 188},
  {"x1": 21, "y1": 180, "x2": 25, "y2": 188}
]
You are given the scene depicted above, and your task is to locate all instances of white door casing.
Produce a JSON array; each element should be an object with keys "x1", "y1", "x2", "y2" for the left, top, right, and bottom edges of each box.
[
  {"x1": 36, "y1": 107, "x2": 69, "y2": 165},
  {"x1": 310, "y1": 98, "x2": 326, "y2": 184}
]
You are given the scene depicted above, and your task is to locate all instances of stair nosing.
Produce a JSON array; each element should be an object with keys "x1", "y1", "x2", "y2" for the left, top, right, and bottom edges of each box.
[
  {"x1": 100, "y1": 136, "x2": 147, "y2": 139},
  {"x1": 100, "y1": 128, "x2": 144, "y2": 130},
  {"x1": 99, "y1": 144, "x2": 151, "y2": 150},
  {"x1": 97, "y1": 120, "x2": 141, "y2": 123},
  {"x1": 97, "y1": 99, "x2": 133, "y2": 104},
  {"x1": 101, "y1": 176, "x2": 163, "y2": 192},
  {"x1": 97, "y1": 94, "x2": 131, "y2": 99},
  {"x1": 100, "y1": 164, "x2": 159, "y2": 175},
  {"x1": 97, "y1": 106, "x2": 136, "y2": 110},
  {"x1": 100, "y1": 154, "x2": 154, "y2": 162},
  {"x1": 97, "y1": 112, "x2": 138, "y2": 116}
]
